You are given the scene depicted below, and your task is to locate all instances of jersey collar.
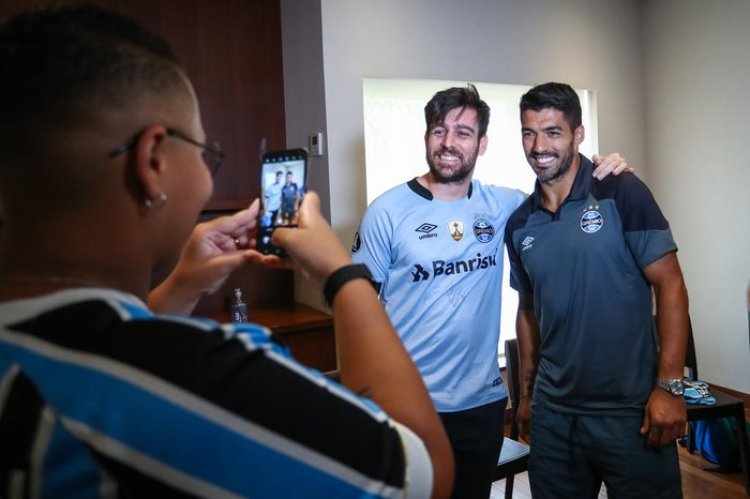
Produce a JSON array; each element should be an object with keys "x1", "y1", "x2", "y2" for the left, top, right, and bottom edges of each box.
[{"x1": 407, "y1": 177, "x2": 473, "y2": 201}]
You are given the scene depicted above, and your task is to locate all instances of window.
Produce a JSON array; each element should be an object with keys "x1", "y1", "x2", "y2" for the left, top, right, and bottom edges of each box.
[{"x1": 362, "y1": 77, "x2": 598, "y2": 365}]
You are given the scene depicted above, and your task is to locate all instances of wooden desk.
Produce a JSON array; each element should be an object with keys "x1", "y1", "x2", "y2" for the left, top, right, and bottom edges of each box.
[{"x1": 248, "y1": 303, "x2": 336, "y2": 372}]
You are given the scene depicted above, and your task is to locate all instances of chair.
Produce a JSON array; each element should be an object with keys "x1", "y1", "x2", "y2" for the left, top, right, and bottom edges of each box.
[
  {"x1": 682, "y1": 317, "x2": 750, "y2": 496},
  {"x1": 494, "y1": 339, "x2": 531, "y2": 499}
]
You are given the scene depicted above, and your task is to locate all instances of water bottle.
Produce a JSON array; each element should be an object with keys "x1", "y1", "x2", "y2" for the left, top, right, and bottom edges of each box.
[{"x1": 231, "y1": 288, "x2": 249, "y2": 323}]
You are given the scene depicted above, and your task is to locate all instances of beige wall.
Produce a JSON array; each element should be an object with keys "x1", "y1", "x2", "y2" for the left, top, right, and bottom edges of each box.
[
  {"x1": 318, "y1": 0, "x2": 645, "y2": 234},
  {"x1": 642, "y1": 0, "x2": 750, "y2": 392},
  {"x1": 281, "y1": 0, "x2": 750, "y2": 392},
  {"x1": 280, "y1": 0, "x2": 330, "y2": 305}
]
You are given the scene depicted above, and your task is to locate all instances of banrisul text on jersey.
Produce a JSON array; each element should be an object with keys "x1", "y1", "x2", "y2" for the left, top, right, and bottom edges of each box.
[{"x1": 411, "y1": 252, "x2": 497, "y2": 282}]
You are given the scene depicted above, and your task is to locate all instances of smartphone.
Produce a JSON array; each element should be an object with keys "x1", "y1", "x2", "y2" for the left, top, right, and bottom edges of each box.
[{"x1": 257, "y1": 148, "x2": 308, "y2": 255}]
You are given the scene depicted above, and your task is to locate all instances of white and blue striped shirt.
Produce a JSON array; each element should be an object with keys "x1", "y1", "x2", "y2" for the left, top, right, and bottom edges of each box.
[{"x1": 0, "y1": 288, "x2": 431, "y2": 498}]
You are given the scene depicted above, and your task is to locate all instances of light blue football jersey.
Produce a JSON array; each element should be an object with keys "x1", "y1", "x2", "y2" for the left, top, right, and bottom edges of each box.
[{"x1": 353, "y1": 178, "x2": 525, "y2": 412}]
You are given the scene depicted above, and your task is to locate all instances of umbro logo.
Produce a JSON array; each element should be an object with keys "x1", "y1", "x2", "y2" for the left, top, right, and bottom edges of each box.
[
  {"x1": 416, "y1": 223, "x2": 438, "y2": 240},
  {"x1": 521, "y1": 236, "x2": 535, "y2": 252}
]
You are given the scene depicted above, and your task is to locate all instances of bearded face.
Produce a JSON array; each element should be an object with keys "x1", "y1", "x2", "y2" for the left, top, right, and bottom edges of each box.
[
  {"x1": 425, "y1": 107, "x2": 487, "y2": 185},
  {"x1": 521, "y1": 108, "x2": 583, "y2": 185}
]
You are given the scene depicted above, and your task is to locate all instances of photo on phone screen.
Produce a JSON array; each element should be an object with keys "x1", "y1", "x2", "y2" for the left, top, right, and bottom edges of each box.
[{"x1": 257, "y1": 148, "x2": 308, "y2": 255}]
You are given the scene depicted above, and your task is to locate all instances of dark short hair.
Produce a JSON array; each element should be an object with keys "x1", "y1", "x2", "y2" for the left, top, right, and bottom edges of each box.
[
  {"x1": 0, "y1": 4, "x2": 186, "y2": 162},
  {"x1": 424, "y1": 83, "x2": 490, "y2": 138},
  {"x1": 519, "y1": 82, "x2": 582, "y2": 130}
]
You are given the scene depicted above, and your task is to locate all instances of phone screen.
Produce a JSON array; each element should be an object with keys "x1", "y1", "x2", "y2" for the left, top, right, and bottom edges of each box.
[{"x1": 257, "y1": 148, "x2": 308, "y2": 255}]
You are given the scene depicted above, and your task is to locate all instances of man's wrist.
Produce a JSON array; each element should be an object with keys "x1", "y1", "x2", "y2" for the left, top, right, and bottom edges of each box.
[{"x1": 655, "y1": 377, "x2": 685, "y2": 396}]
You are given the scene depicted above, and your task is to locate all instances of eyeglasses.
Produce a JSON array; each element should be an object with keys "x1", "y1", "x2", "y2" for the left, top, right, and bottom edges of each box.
[{"x1": 107, "y1": 127, "x2": 225, "y2": 176}]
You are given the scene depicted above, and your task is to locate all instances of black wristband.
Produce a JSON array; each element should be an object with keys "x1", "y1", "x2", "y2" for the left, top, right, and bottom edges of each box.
[{"x1": 323, "y1": 263, "x2": 374, "y2": 307}]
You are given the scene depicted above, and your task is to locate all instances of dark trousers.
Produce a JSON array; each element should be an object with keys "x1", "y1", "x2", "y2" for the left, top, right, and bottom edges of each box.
[
  {"x1": 529, "y1": 409, "x2": 682, "y2": 499},
  {"x1": 439, "y1": 398, "x2": 507, "y2": 499}
]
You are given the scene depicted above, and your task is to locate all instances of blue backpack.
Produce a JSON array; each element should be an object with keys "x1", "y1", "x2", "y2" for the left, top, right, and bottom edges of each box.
[{"x1": 690, "y1": 417, "x2": 745, "y2": 469}]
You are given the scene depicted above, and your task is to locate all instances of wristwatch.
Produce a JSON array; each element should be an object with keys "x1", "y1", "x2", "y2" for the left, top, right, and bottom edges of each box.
[{"x1": 656, "y1": 378, "x2": 685, "y2": 396}]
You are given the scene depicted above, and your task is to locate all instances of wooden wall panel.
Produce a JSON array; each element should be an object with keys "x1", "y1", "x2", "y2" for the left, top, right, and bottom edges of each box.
[
  {"x1": 109, "y1": 0, "x2": 288, "y2": 209},
  {"x1": 0, "y1": 0, "x2": 294, "y2": 311}
]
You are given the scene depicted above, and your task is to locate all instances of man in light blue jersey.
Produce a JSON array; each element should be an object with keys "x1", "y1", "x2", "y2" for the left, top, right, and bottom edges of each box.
[
  {"x1": 352, "y1": 84, "x2": 629, "y2": 498},
  {"x1": 263, "y1": 170, "x2": 284, "y2": 225}
]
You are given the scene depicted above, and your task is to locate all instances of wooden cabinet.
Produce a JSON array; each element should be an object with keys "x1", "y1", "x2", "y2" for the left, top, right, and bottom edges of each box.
[
  {"x1": 249, "y1": 304, "x2": 336, "y2": 372},
  {"x1": 206, "y1": 303, "x2": 336, "y2": 371}
]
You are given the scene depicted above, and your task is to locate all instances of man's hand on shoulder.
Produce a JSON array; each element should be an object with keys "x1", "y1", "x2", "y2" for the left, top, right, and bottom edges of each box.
[{"x1": 592, "y1": 152, "x2": 634, "y2": 180}]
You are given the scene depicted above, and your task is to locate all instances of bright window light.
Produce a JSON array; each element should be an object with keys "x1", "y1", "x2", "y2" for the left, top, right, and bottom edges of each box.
[{"x1": 362, "y1": 77, "x2": 599, "y2": 364}]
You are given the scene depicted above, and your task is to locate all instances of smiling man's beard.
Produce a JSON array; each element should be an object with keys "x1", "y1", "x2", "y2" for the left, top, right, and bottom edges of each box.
[
  {"x1": 426, "y1": 147, "x2": 478, "y2": 184},
  {"x1": 529, "y1": 138, "x2": 576, "y2": 184}
]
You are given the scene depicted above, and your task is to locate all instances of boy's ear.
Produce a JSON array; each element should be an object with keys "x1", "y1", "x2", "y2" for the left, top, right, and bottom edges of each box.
[{"x1": 133, "y1": 125, "x2": 169, "y2": 201}]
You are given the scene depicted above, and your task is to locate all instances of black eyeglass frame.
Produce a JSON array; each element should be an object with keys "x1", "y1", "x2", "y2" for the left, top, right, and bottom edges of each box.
[{"x1": 107, "y1": 127, "x2": 225, "y2": 176}]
